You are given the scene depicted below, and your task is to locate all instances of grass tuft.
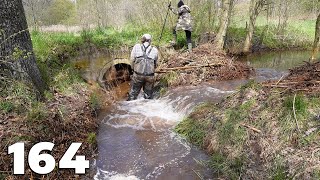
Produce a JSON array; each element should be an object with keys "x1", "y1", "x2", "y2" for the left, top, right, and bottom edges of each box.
[
  {"x1": 0, "y1": 101, "x2": 15, "y2": 113},
  {"x1": 87, "y1": 132, "x2": 97, "y2": 145}
]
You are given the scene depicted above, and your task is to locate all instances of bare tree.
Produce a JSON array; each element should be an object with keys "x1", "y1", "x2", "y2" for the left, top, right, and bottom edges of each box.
[
  {"x1": 276, "y1": 0, "x2": 290, "y2": 33},
  {"x1": 214, "y1": 0, "x2": 234, "y2": 50},
  {"x1": 0, "y1": 0, "x2": 46, "y2": 96},
  {"x1": 243, "y1": 0, "x2": 266, "y2": 53},
  {"x1": 22, "y1": 0, "x2": 52, "y2": 27},
  {"x1": 311, "y1": 12, "x2": 320, "y2": 61}
]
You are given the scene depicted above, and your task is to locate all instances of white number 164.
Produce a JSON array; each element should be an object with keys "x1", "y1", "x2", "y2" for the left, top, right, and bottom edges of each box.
[{"x1": 8, "y1": 142, "x2": 89, "y2": 175}]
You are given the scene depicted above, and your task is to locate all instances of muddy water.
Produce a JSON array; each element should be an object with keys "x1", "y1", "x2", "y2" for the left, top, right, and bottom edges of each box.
[
  {"x1": 75, "y1": 50, "x2": 310, "y2": 179},
  {"x1": 94, "y1": 86, "x2": 233, "y2": 180}
]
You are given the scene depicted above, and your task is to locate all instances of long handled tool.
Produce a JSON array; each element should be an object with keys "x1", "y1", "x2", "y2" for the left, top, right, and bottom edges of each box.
[
  {"x1": 159, "y1": 1, "x2": 171, "y2": 44},
  {"x1": 155, "y1": 1, "x2": 172, "y2": 72}
]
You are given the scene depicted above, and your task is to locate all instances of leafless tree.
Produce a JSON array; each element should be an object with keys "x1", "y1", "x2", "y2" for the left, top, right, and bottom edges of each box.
[
  {"x1": 243, "y1": 0, "x2": 267, "y2": 53},
  {"x1": 214, "y1": 0, "x2": 235, "y2": 50},
  {"x1": 311, "y1": 12, "x2": 320, "y2": 61}
]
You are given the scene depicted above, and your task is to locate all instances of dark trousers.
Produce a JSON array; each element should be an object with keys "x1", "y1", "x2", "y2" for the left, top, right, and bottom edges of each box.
[
  {"x1": 173, "y1": 29, "x2": 192, "y2": 44},
  {"x1": 128, "y1": 73, "x2": 154, "y2": 100}
]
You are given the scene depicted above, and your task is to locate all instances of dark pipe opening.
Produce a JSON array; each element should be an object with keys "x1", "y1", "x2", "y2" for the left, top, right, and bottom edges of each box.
[{"x1": 103, "y1": 63, "x2": 132, "y2": 89}]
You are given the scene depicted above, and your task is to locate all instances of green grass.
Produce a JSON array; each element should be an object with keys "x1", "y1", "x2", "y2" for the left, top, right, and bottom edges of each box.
[
  {"x1": 31, "y1": 25, "x2": 182, "y2": 53},
  {"x1": 52, "y1": 65, "x2": 83, "y2": 93},
  {"x1": 271, "y1": 161, "x2": 291, "y2": 180},
  {"x1": 175, "y1": 101, "x2": 248, "y2": 178},
  {"x1": 209, "y1": 152, "x2": 244, "y2": 179},
  {"x1": 89, "y1": 92, "x2": 102, "y2": 111},
  {"x1": 30, "y1": 16, "x2": 316, "y2": 65},
  {"x1": 225, "y1": 16, "x2": 315, "y2": 51},
  {"x1": 27, "y1": 102, "x2": 48, "y2": 122},
  {"x1": 284, "y1": 94, "x2": 307, "y2": 115},
  {"x1": 0, "y1": 101, "x2": 14, "y2": 113},
  {"x1": 159, "y1": 71, "x2": 179, "y2": 87},
  {"x1": 175, "y1": 117, "x2": 210, "y2": 147},
  {"x1": 216, "y1": 99, "x2": 255, "y2": 148},
  {"x1": 87, "y1": 132, "x2": 97, "y2": 145}
]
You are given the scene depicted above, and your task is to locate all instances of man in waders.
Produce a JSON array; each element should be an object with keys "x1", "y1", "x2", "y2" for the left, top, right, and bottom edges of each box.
[
  {"x1": 127, "y1": 34, "x2": 159, "y2": 101},
  {"x1": 169, "y1": 0, "x2": 193, "y2": 52}
]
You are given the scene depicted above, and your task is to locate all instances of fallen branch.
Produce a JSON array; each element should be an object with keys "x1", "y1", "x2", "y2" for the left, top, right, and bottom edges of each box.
[
  {"x1": 276, "y1": 74, "x2": 286, "y2": 85},
  {"x1": 293, "y1": 94, "x2": 301, "y2": 133},
  {"x1": 157, "y1": 63, "x2": 224, "y2": 72},
  {"x1": 240, "y1": 123, "x2": 262, "y2": 133},
  {"x1": 262, "y1": 84, "x2": 289, "y2": 88}
]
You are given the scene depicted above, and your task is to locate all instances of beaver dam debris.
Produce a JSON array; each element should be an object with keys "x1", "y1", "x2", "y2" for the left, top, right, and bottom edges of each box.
[
  {"x1": 158, "y1": 43, "x2": 254, "y2": 86},
  {"x1": 264, "y1": 61, "x2": 320, "y2": 93}
]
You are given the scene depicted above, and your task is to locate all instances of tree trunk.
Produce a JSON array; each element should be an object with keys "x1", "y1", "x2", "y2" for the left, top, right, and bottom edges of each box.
[
  {"x1": 208, "y1": 0, "x2": 212, "y2": 30},
  {"x1": 214, "y1": 0, "x2": 233, "y2": 50},
  {"x1": 311, "y1": 13, "x2": 320, "y2": 61},
  {"x1": 0, "y1": 0, "x2": 46, "y2": 96},
  {"x1": 243, "y1": 0, "x2": 265, "y2": 53}
]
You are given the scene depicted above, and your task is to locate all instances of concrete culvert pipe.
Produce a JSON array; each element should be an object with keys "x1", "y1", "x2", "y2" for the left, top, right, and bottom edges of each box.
[{"x1": 98, "y1": 61, "x2": 132, "y2": 89}]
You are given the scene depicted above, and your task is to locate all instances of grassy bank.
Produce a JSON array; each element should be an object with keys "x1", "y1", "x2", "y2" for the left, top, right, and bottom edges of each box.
[
  {"x1": 31, "y1": 25, "x2": 191, "y2": 53},
  {"x1": 175, "y1": 81, "x2": 320, "y2": 179},
  {"x1": 31, "y1": 19, "x2": 315, "y2": 58},
  {"x1": 225, "y1": 17, "x2": 315, "y2": 53}
]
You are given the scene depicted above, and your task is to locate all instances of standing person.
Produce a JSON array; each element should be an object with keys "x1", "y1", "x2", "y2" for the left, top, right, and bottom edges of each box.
[
  {"x1": 169, "y1": 0, "x2": 193, "y2": 52},
  {"x1": 127, "y1": 34, "x2": 159, "y2": 101}
]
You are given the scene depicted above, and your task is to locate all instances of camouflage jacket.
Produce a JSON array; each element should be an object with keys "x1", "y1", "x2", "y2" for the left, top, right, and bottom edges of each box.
[{"x1": 171, "y1": 5, "x2": 193, "y2": 32}]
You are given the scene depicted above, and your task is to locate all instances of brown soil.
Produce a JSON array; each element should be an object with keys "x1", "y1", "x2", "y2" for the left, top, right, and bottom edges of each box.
[
  {"x1": 158, "y1": 43, "x2": 254, "y2": 86},
  {"x1": 264, "y1": 61, "x2": 320, "y2": 93},
  {"x1": 0, "y1": 87, "x2": 98, "y2": 179}
]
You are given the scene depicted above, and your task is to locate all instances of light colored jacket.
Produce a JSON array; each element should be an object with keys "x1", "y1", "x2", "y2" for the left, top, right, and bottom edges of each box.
[{"x1": 130, "y1": 42, "x2": 158, "y2": 75}]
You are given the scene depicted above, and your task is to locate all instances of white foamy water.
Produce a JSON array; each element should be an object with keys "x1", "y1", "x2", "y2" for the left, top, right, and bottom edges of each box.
[
  {"x1": 116, "y1": 98, "x2": 184, "y2": 121},
  {"x1": 95, "y1": 86, "x2": 234, "y2": 180},
  {"x1": 103, "y1": 87, "x2": 234, "y2": 132},
  {"x1": 103, "y1": 98, "x2": 186, "y2": 131},
  {"x1": 94, "y1": 169, "x2": 140, "y2": 180}
]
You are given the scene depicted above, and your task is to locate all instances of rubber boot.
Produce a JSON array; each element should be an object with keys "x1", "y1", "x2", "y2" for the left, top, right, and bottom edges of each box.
[
  {"x1": 187, "y1": 43, "x2": 192, "y2": 52},
  {"x1": 170, "y1": 33, "x2": 177, "y2": 46}
]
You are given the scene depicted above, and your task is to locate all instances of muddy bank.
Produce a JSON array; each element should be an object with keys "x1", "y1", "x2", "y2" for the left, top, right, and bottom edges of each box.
[
  {"x1": 157, "y1": 43, "x2": 254, "y2": 87},
  {"x1": 175, "y1": 62, "x2": 320, "y2": 179}
]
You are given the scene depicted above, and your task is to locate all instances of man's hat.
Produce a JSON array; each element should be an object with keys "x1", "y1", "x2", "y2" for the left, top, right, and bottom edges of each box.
[{"x1": 142, "y1": 34, "x2": 152, "y2": 40}]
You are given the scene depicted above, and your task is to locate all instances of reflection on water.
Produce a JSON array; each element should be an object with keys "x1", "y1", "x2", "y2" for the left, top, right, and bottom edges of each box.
[{"x1": 240, "y1": 50, "x2": 312, "y2": 71}]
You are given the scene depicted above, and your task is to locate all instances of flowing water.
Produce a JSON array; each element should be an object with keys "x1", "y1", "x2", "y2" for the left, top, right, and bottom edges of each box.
[
  {"x1": 94, "y1": 85, "x2": 236, "y2": 180},
  {"x1": 74, "y1": 50, "x2": 311, "y2": 179}
]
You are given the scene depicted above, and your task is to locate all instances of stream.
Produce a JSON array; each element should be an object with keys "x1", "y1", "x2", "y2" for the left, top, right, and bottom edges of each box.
[{"x1": 75, "y1": 50, "x2": 311, "y2": 179}]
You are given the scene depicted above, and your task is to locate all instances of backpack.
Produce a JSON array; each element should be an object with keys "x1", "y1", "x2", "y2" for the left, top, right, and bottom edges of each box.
[{"x1": 133, "y1": 45, "x2": 155, "y2": 76}]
